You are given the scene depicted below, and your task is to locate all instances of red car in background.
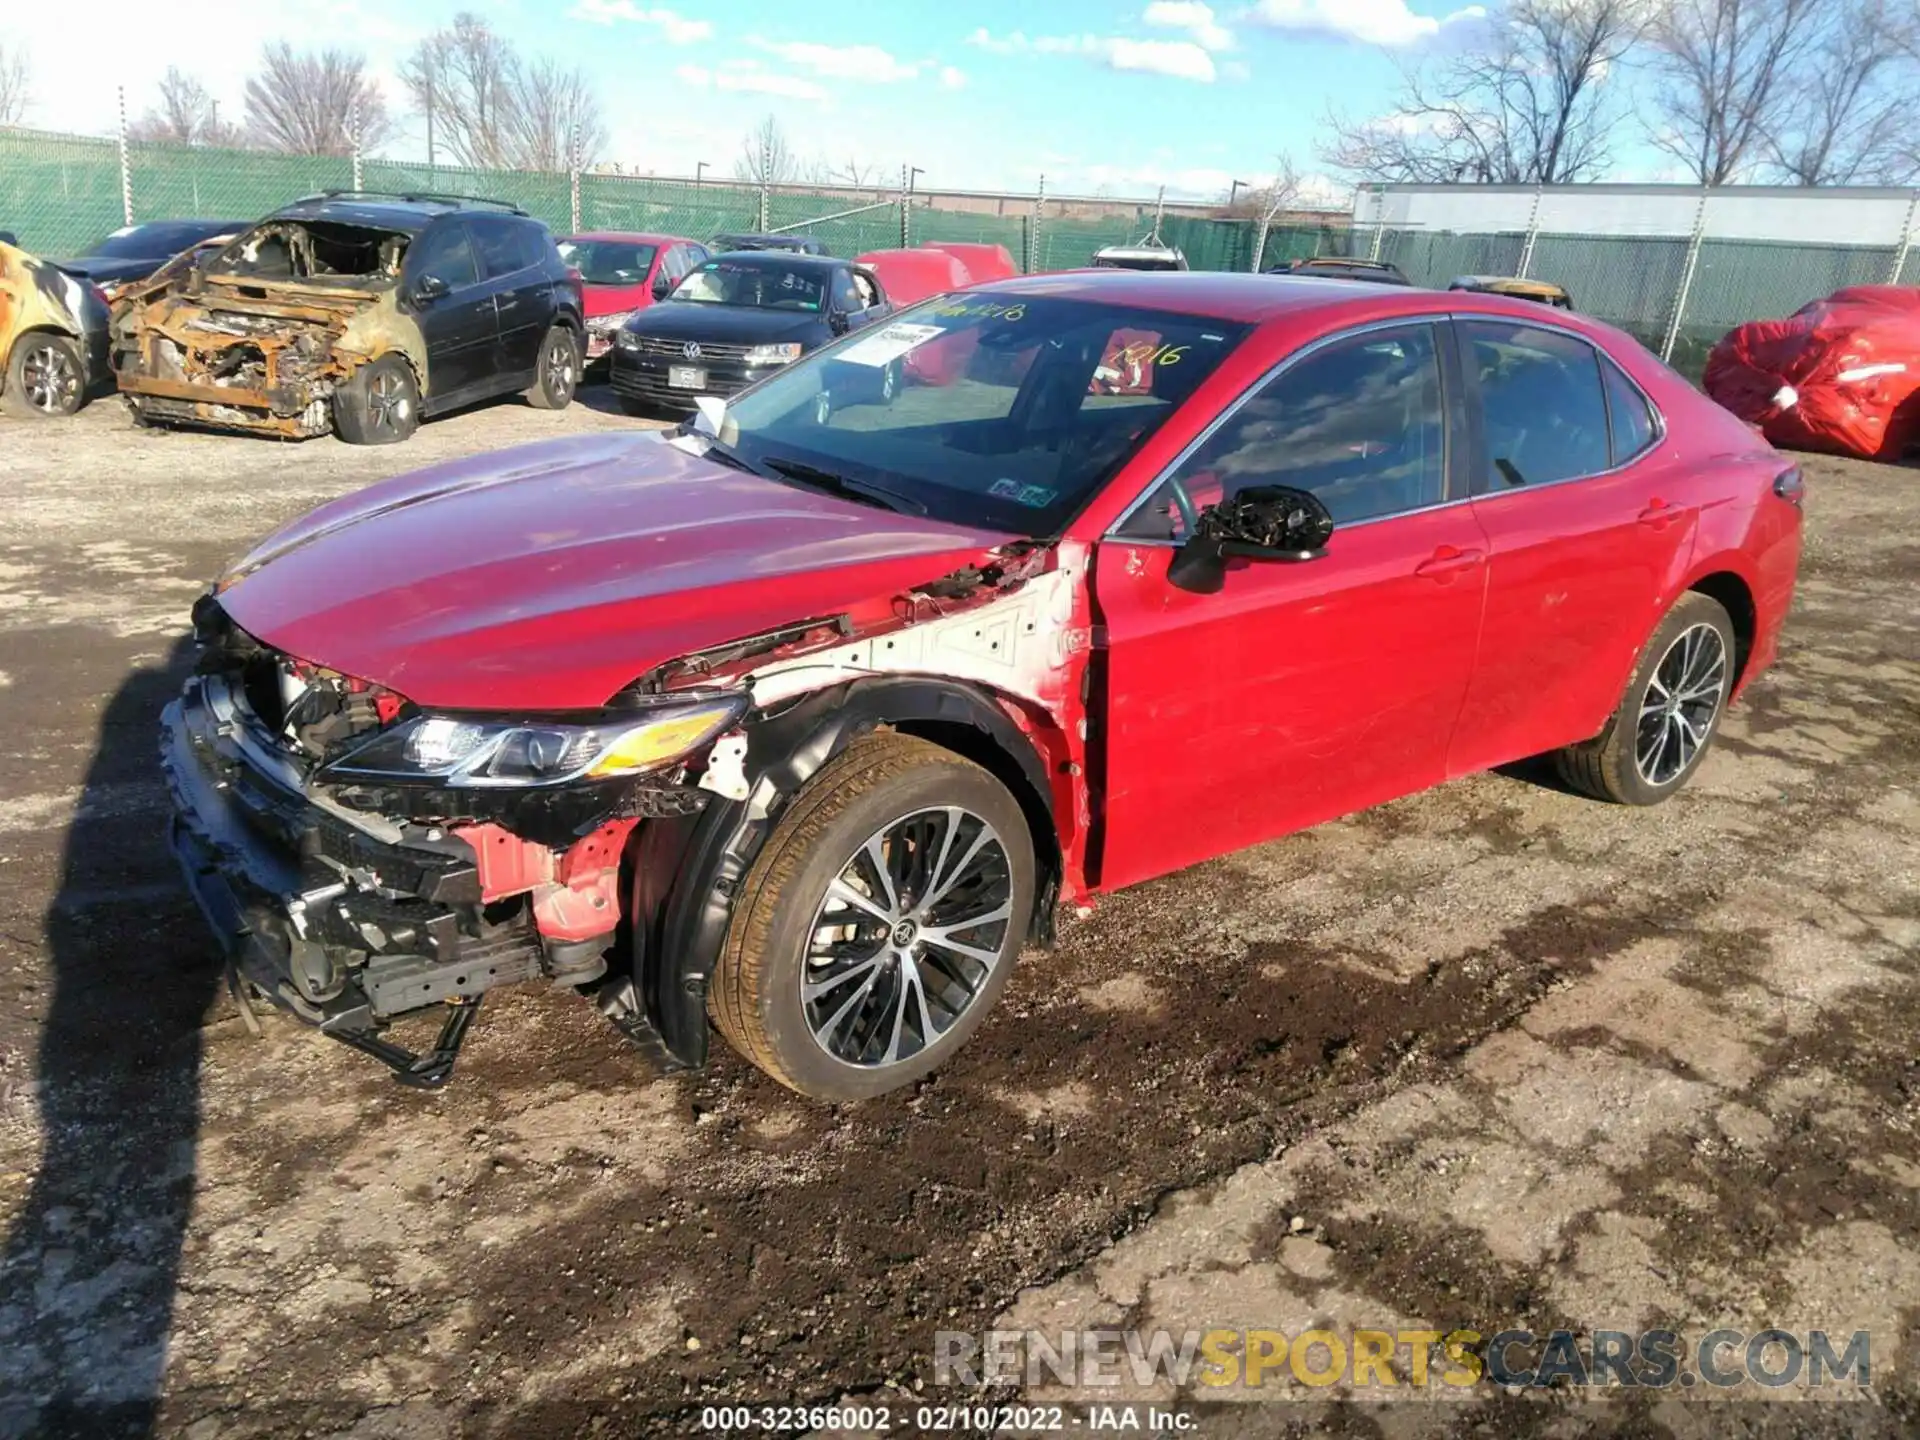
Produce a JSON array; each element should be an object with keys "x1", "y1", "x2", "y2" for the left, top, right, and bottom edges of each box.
[
  {"x1": 162, "y1": 273, "x2": 1802, "y2": 1100},
  {"x1": 559, "y1": 231, "x2": 709, "y2": 364}
]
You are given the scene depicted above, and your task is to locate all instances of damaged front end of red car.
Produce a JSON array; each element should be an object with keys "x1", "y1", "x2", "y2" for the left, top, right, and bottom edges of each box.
[{"x1": 162, "y1": 537, "x2": 1088, "y2": 1088}]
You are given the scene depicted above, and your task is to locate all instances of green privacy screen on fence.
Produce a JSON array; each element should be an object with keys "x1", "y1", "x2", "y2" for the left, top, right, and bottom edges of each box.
[{"x1": 4, "y1": 125, "x2": 1911, "y2": 376}]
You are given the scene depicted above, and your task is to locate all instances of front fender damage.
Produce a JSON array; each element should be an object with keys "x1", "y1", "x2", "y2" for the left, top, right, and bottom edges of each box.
[{"x1": 605, "y1": 539, "x2": 1094, "y2": 1071}]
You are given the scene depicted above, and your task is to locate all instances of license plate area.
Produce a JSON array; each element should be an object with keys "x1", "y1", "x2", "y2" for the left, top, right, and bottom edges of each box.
[{"x1": 668, "y1": 365, "x2": 707, "y2": 389}]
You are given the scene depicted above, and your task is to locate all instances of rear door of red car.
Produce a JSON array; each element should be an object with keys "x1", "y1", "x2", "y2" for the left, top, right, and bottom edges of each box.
[
  {"x1": 1092, "y1": 319, "x2": 1489, "y2": 893},
  {"x1": 1445, "y1": 318, "x2": 1697, "y2": 776}
]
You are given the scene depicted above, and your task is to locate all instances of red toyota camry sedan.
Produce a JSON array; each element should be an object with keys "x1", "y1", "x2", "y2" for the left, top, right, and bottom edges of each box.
[{"x1": 164, "y1": 272, "x2": 1803, "y2": 1099}]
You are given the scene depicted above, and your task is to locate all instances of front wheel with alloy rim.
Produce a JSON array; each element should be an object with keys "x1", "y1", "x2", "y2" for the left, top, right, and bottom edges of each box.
[
  {"x1": 710, "y1": 733, "x2": 1035, "y2": 1100},
  {"x1": 3, "y1": 333, "x2": 86, "y2": 418},
  {"x1": 526, "y1": 325, "x2": 580, "y2": 409},
  {"x1": 333, "y1": 353, "x2": 420, "y2": 445},
  {"x1": 1553, "y1": 591, "x2": 1736, "y2": 805}
]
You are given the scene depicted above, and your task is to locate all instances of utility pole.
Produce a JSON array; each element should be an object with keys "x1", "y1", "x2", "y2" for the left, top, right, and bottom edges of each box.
[
  {"x1": 349, "y1": 98, "x2": 364, "y2": 192},
  {"x1": 424, "y1": 59, "x2": 436, "y2": 169}
]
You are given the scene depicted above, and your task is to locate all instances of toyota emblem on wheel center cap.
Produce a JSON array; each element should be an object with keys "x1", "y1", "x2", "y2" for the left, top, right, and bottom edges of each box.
[{"x1": 682, "y1": 342, "x2": 702, "y2": 361}]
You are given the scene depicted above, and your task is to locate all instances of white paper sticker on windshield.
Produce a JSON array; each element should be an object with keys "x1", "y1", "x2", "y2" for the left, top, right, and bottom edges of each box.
[{"x1": 834, "y1": 322, "x2": 946, "y2": 368}]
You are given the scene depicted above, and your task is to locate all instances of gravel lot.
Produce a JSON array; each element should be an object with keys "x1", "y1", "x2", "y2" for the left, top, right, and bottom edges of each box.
[{"x1": 0, "y1": 390, "x2": 1915, "y2": 1438}]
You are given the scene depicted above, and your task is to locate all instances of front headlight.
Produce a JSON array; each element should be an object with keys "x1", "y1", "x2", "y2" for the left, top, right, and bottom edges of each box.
[
  {"x1": 318, "y1": 692, "x2": 748, "y2": 789},
  {"x1": 744, "y1": 342, "x2": 803, "y2": 365},
  {"x1": 589, "y1": 310, "x2": 636, "y2": 333},
  {"x1": 616, "y1": 330, "x2": 642, "y2": 350}
]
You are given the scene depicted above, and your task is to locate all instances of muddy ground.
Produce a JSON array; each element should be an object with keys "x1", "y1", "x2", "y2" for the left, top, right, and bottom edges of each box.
[{"x1": 0, "y1": 391, "x2": 1914, "y2": 1439}]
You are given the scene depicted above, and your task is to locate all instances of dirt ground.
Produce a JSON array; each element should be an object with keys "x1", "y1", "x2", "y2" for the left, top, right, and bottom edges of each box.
[{"x1": 0, "y1": 389, "x2": 1915, "y2": 1439}]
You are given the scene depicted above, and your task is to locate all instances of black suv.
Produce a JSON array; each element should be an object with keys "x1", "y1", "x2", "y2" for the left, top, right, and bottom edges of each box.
[{"x1": 113, "y1": 191, "x2": 585, "y2": 443}]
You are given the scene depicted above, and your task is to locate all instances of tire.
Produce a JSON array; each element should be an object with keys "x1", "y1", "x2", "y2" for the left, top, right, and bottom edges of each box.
[
  {"x1": 333, "y1": 353, "x2": 420, "y2": 445},
  {"x1": 526, "y1": 325, "x2": 581, "y2": 410},
  {"x1": 710, "y1": 732, "x2": 1035, "y2": 1101},
  {"x1": 3, "y1": 332, "x2": 86, "y2": 418},
  {"x1": 1553, "y1": 591, "x2": 1736, "y2": 805}
]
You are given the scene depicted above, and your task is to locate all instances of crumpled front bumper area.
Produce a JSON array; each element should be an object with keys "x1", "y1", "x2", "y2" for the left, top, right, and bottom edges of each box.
[
  {"x1": 162, "y1": 676, "x2": 546, "y2": 1082},
  {"x1": 120, "y1": 373, "x2": 333, "y2": 438}
]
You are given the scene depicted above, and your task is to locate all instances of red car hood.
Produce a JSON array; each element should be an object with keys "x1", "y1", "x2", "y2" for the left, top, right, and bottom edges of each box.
[{"x1": 215, "y1": 431, "x2": 1012, "y2": 711}]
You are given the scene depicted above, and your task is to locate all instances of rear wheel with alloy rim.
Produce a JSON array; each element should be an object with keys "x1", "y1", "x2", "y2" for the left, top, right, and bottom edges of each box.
[
  {"x1": 1553, "y1": 591, "x2": 1736, "y2": 805},
  {"x1": 710, "y1": 733, "x2": 1035, "y2": 1099},
  {"x1": 4, "y1": 333, "x2": 86, "y2": 418},
  {"x1": 526, "y1": 325, "x2": 580, "y2": 409}
]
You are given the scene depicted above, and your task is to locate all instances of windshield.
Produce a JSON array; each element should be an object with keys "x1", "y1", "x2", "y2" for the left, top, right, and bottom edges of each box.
[
  {"x1": 671, "y1": 257, "x2": 825, "y2": 311},
  {"x1": 82, "y1": 222, "x2": 222, "y2": 260},
  {"x1": 713, "y1": 292, "x2": 1249, "y2": 535},
  {"x1": 557, "y1": 238, "x2": 657, "y2": 285}
]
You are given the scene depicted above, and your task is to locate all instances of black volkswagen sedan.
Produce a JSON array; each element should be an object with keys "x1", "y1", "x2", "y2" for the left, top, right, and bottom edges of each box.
[{"x1": 609, "y1": 252, "x2": 890, "y2": 414}]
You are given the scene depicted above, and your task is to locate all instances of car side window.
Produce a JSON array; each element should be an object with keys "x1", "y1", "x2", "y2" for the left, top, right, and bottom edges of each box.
[
  {"x1": 407, "y1": 222, "x2": 478, "y2": 290},
  {"x1": 471, "y1": 218, "x2": 536, "y2": 280},
  {"x1": 1115, "y1": 323, "x2": 1448, "y2": 541},
  {"x1": 1465, "y1": 321, "x2": 1611, "y2": 490},
  {"x1": 831, "y1": 268, "x2": 863, "y2": 313},
  {"x1": 1602, "y1": 357, "x2": 1658, "y2": 466}
]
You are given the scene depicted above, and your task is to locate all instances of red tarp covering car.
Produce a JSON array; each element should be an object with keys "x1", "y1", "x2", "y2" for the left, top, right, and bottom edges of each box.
[
  {"x1": 854, "y1": 244, "x2": 1022, "y2": 386},
  {"x1": 1704, "y1": 286, "x2": 1920, "y2": 460}
]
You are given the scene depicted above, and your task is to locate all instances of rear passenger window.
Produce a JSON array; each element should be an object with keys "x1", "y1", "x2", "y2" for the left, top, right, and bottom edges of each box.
[
  {"x1": 1465, "y1": 322, "x2": 1610, "y2": 489},
  {"x1": 1602, "y1": 359, "x2": 1658, "y2": 465},
  {"x1": 1116, "y1": 323, "x2": 1447, "y2": 539},
  {"x1": 472, "y1": 218, "x2": 543, "y2": 279}
]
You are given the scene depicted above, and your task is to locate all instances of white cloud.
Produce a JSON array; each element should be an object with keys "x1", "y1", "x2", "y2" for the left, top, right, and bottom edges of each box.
[
  {"x1": 1246, "y1": 0, "x2": 1486, "y2": 47},
  {"x1": 673, "y1": 61, "x2": 828, "y2": 102},
  {"x1": 749, "y1": 40, "x2": 923, "y2": 82},
  {"x1": 1142, "y1": 1, "x2": 1233, "y2": 51},
  {"x1": 1102, "y1": 38, "x2": 1218, "y2": 81},
  {"x1": 568, "y1": 0, "x2": 712, "y2": 44},
  {"x1": 965, "y1": 29, "x2": 1217, "y2": 82},
  {"x1": 939, "y1": 66, "x2": 968, "y2": 90}
]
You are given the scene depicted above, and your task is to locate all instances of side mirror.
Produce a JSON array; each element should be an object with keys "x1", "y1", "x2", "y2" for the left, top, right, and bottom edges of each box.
[
  {"x1": 412, "y1": 272, "x2": 450, "y2": 305},
  {"x1": 828, "y1": 309, "x2": 850, "y2": 335},
  {"x1": 1166, "y1": 485, "x2": 1335, "y2": 595},
  {"x1": 651, "y1": 272, "x2": 674, "y2": 300}
]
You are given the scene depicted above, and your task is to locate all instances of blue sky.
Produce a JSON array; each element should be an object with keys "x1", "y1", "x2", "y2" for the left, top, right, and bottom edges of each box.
[{"x1": 4, "y1": 0, "x2": 1604, "y2": 204}]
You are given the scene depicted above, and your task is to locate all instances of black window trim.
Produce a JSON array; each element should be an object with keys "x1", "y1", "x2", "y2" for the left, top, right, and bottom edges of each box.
[
  {"x1": 1456, "y1": 312, "x2": 1668, "y2": 500},
  {"x1": 1106, "y1": 313, "x2": 1471, "y2": 545}
]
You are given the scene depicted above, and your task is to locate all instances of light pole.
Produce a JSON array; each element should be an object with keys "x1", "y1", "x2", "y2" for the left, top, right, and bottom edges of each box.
[
  {"x1": 1228, "y1": 178, "x2": 1249, "y2": 208},
  {"x1": 907, "y1": 166, "x2": 924, "y2": 193},
  {"x1": 694, "y1": 160, "x2": 708, "y2": 189}
]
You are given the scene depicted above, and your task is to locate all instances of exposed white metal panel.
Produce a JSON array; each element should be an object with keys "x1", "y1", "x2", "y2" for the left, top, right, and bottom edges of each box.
[{"x1": 1354, "y1": 183, "x2": 1920, "y2": 246}]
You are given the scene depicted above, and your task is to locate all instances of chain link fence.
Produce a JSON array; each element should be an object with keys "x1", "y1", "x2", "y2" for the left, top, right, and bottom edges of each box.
[{"x1": 5, "y1": 124, "x2": 1914, "y2": 381}]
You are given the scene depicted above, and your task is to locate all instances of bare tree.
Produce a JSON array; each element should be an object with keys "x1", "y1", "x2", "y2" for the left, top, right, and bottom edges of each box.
[
  {"x1": 400, "y1": 14, "x2": 606, "y2": 171},
  {"x1": 245, "y1": 43, "x2": 392, "y2": 156},
  {"x1": 1646, "y1": 0, "x2": 1823, "y2": 185},
  {"x1": 734, "y1": 115, "x2": 800, "y2": 185},
  {"x1": 1759, "y1": 0, "x2": 1917, "y2": 184},
  {"x1": 832, "y1": 158, "x2": 881, "y2": 186},
  {"x1": 130, "y1": 68, "x2": 243, "y2": 147},
  {"x1": 1320, "y1": 0, "x2": 1648, "y2": 184},
  {"x1": 0, "y1": 42, "x2": 30, "y2": 125}
]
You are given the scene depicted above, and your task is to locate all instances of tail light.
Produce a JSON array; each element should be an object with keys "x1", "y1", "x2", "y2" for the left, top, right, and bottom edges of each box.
[{"x1": 1772, "y1": 465, "x2": 1805, "y2": 507}]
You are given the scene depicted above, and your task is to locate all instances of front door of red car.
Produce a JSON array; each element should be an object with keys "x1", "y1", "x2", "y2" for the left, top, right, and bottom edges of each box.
[
  {"x1": 1092, "y1": 321, "x2": 1488, "y2": 893},
  {"x1": 1445, "y1": 320, "x2": 1697, "y2": 777}
]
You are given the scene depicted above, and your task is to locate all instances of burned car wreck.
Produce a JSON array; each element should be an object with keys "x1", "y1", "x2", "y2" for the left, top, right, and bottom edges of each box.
[
  {"x1": 113, "y1": 191, "x2": 583, "y2": 443},
  {"x1": 1, "y1": 237, "x2": 112, "y2": 417}
]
